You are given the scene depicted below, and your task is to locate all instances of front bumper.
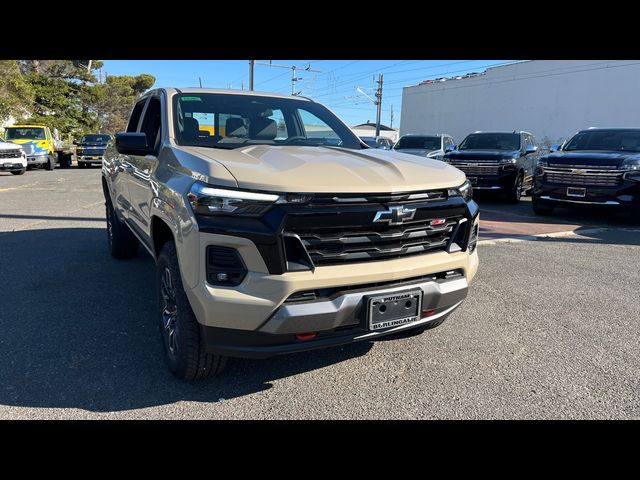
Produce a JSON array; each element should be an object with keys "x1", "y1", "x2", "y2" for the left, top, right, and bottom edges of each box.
[
  {"x1": 202, "y1": 275, "x2": 468, "y2": 358},
  {"x1": 533, "y1": 179, "x2": 640, "y2": 208},
  {"x1": 78, "y1": 155, "x2": 104, "y2": 164},
  {"x1": 0, "y1": 160, "x2": 26, "y2": 171},
  {"x1": 459, "y1": 170, "x2": 516, "y2": 191},
  {"x1": 27, "y1": 155, "x2": 48, "y2": 165}
]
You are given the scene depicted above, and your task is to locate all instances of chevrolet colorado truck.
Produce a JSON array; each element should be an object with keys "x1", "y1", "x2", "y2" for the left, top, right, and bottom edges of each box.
[
  {"x1": 532, "y1": 127, "x2": 640, "y2": 217},
  {"x1": 102, "y1": 88, "x2": 479, "y2": 380}
]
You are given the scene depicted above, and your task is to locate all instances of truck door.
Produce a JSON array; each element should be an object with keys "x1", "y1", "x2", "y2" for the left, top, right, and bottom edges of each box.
[
  {"x1": 126, "y1": 94, "x2": 162, "y2": 239},
  {"x1": 112, "y1": 97, "x2": 148, "y2": 221}
]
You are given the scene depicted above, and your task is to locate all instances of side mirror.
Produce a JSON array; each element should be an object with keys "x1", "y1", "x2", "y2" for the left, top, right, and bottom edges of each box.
[
  {"x1": 525, "y1": 145, "x2": 538, "y2": 155},
  {"x1": 115, "y1": 132, "x2": 150, "y2": 155},
  {"x1": 550, "y1": 144, "x2": 561, "y2": 152},
  {"x1": 445, "y1": 144, "x2": 456, "y2": 152},
  {"x1": 72, "y1": 140, "x2": 78, "y2": 145}
]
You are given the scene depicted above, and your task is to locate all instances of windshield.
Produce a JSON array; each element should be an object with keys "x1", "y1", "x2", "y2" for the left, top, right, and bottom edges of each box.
[
  {"x1": 5, "y1": 127, "x2": 46, "y2": 140},
  {"x1": 81, "y1": 134, "x2": 111, "y2": 143},
  {"x1": 395, "y1": 136, "x2": 440, "y2": 150},
  {"x1": 458, "y1": 133, "x2": 520, "y2": 151},
  {"x1": 173, "y1": 93, "x2": 361, "y2": 149},
  {"x1": 563, "y1": 130, "x2": 640, "y2": 152},
  {"x1": 360, "y1": 136, "x2": 378, "y2": 148}
]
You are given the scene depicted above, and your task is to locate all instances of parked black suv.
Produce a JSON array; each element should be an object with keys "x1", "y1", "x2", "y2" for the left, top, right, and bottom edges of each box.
[
  {"x1": 74, "y1": 133, "x2": 112, "y2": 168},
  {"x1": 444, "y1": 131, "x2": 540, "y2": 203},
  {"x1": 532, "y1": 128, "x2": 640, "y2": 216}
]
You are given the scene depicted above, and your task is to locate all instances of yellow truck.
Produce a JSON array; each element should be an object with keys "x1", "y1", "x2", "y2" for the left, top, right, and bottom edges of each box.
[{"x1": 3, "y1": 124, "x2": 74, "y2": 170}]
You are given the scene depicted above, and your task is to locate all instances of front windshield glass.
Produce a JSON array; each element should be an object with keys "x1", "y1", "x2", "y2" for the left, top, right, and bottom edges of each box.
[
  {"x1": 82, "y1": 134, "x2": 112, "y2": 143},
  {"x1": 173, "y1": 93, "x2": 361, "y2": 149},
  {"x1": 395, "y1": 136, "x2": 440, "y2": 150},
  {"x1": 5, "y1": 127, "x2": 46, "y2": 140},
  {"x1": 563, "y1": 130, "x2": 640, "y2": 152},
  {"x1": 458, "y1": 133, "x2": 520, "y2": 151},
  {"x1": 360, "y1": 136, "x2": 377, "y2": 148}
]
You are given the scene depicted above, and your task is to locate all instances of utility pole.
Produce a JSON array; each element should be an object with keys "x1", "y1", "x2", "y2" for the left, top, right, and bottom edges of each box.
[
  {"x1": 199, "y1": 77, "x2": 203, "y2": 88},
  {"x1": 249, "y1": 60, "x2": 255, "y2": 91},
  {"x1": 254, "y1": 61, "x2": 320, "y2": 96},
  {"x1": 375, "y1": 74, "x2": 384, "y2": 137},
  {"x1": 390, "y1": 104, "x2": 394, "y2": 129}
]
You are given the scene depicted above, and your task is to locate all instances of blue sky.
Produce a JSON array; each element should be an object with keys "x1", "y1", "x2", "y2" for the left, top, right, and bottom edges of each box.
[{"x1": 101, "y1": 60, "x2": 515, "y2": 126}]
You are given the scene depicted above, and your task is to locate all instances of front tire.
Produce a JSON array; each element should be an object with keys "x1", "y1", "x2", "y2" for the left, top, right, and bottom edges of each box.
[
  {"x1": 506, "y1": 173, "x2": 523, "y2": 203},
  {"x1": 532, "y1": 196, "x2": 555, "y2": 215},
  {"x1": 157, "y1": 241, "x2": 227, "y2": 381},
  {"x1": 105, "y1": 200, "x2": 139, "y2": 259},
  {"x1": 11, "y1": 168, "x2": 26, "y2": 175},
  {"x1": 45, "y1": 154, "x2": 55, "y2": 171}
]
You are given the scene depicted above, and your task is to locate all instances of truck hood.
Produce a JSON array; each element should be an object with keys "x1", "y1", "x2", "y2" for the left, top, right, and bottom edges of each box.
[
  {"x1": 394, "y1": 148, "x2": 438, "y2": 157},
  {"x1": 181, "y1": 145, "x2": 466, "y2": 193},
  {"x1": 445, "y1": 149, "x2": 520, "y2": 161},
  {"x1": 0, "y1": 142, "x2": 23, "y2": 151},
  {"x1": 8, "y1": 139, "x2": 50, "y2": 155},
  {"x1": 543, "y1": 151, "x2": 640, "y2": 168}
]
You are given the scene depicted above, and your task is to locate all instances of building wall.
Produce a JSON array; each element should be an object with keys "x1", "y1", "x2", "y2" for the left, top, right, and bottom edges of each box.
[{"x1": 400, "y1": 60, "x2": 640, "y2": 147}]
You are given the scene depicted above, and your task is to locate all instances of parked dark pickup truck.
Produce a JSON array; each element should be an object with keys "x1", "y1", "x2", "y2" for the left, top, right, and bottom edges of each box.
[
  {"x1": 75, "y1": 134, "x2": 113, "y2": 168},
  {"x1": 532, "y1": 128, "x2": 640, "y2": 217},
  {"x1": 444, "y1": 131, "x2": 540, "y2": 203}
]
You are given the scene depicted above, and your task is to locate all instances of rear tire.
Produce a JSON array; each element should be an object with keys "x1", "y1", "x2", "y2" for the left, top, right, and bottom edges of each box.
[
  {"x1": 157, "y1": 241, "x2": 227, "y2": 381},
  {"x1": 11, "y1": 168, "x2": 26, "y2": 175},
  {"x1": 78, "y1": 162, "x2": 85, "y2": 168},
  {"x1": 105, "y1": 200, "x2": 139, "y2": 259},
  {"x1": 45, "y1": 154, "x2": 55, "y2": 171},
  {"x1": 532, "y1": 196, "x2": 555, "y2": 215}
]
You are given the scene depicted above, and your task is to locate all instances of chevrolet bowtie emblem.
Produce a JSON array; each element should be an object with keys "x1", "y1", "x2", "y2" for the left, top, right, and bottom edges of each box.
[
  {"x1": 373, "y1": 206, "x2": 417, "y2": 225},
  {"x1": 572, "y1": 169, "x2": 587, "y2": 174}
]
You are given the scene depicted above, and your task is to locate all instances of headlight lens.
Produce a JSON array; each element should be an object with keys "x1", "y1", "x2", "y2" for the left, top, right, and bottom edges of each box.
[
  {"x1": 621, "y1": 158, "x2": 640, "y2": 171},
  {"x1": 34, "y1": 151, "x2": 49, "y2": 156},
  {"x1": 426, "y1": 151, "x2": 440, "y2": 158},
  {"x1": 448, "y1": 179, "x2": 473, "y2": 202},
  {"x1": 500, "y1": 158, "x2": 517, "y2": 164},
  {"x1": 187, "y1": 181, "x2": 312, "y2": 217}
]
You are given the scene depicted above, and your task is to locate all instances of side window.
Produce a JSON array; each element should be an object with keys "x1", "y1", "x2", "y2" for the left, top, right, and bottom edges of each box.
[
  {"x1": 530, "y1": 134, "x2": 538, "y2": 147},
  {"x1": 127, "y1": 99, "x2": 148, "y2": 133},
  {"x1": 139, "y1": 97, "x2": 162, "y2": 152}
]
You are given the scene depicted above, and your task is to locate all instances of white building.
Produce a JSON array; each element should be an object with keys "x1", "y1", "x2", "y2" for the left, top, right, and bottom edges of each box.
[
  {"x1": 351, "y1": 122, "x2": 399, "y2": 142},
  {"x1": 400, "y1": 60, "x2": 640, "y2": 147}
]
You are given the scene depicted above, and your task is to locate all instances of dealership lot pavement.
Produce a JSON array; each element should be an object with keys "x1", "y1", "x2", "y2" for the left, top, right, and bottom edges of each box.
[{"x1": 1, "y1": 168, "x2": 639, "y2": 419}]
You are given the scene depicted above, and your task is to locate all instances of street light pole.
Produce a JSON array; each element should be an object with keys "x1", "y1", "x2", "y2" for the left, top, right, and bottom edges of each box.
[
  {"x1": 249, "y1": 60, "x2": 255, "y2": 91},
  {"x1": 375, "y1": 74, "x2": 384, "y2": 137}
]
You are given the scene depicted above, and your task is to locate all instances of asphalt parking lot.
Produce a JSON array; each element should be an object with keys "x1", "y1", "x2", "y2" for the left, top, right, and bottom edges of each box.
[{"x1": 1, "y1": 168, "x2": 639, "y2": 419}]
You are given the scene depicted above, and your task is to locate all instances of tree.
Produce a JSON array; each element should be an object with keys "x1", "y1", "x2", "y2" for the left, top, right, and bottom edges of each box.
[
  {"x1": 91, "y1": 74, "x2": 155, "y2": 134},
  {"x1": 0, "y1": 60, "x2": 33, "y2": 122}
]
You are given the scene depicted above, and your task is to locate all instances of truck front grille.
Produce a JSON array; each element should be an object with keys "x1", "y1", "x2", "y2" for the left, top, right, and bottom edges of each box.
[
  {"x1": 291, "y1": 216, "x2": 461, "y2": 266},
  {"x1": 544, "y1": 167, "x2": 622, "y2": 187},
  {"x1": 449, "y1": 162, "x2": 501, "y2": 176},
  {"x1": 0, "y1": 149, "x2": 22, "y2": 159}
]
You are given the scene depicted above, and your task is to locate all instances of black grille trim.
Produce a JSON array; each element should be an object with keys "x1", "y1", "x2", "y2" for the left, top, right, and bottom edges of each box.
[
  {"x1": 291, "y1": 216, "x2": 463, "y2": 267},
  {"x1": 206, "y1": 246, "x2": 247, "y2": 286},
  {"x1": 0, "y1": 150, "x2": 22, "y2": 159}
]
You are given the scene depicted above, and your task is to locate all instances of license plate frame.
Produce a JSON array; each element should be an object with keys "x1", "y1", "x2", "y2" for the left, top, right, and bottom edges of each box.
[
  {"x1": 367, "y1": 289, "x2": 422, "y2": 331},
  {"x1": 567, "y1": 187, "x2": 586, "y2": 198}
]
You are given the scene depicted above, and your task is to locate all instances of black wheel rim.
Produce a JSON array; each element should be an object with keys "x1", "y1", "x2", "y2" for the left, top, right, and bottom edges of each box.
[
  {"x1": 160, "y1": 267, "x2": 179, "y2": 356},
  {"x1": 515, "y1": 177, "x2": 523, "y2": 200}
]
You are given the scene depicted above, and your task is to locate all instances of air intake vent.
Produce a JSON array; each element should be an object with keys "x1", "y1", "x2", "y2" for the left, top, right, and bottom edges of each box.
[{"x1": 206, "y1": 246, "x2": 247, "y2": 286}]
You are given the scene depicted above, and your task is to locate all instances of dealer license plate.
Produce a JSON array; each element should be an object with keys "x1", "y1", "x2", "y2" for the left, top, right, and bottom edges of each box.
[
  {"x1": 567, "y1": 187, "x2": 586, "y2": 198},
  {"x1": 367, "y1": 290, "x2": 422, "y2": 331}
]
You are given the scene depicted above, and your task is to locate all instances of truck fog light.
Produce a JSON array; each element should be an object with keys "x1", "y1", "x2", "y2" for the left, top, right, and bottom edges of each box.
[
  {"x1": 216, "y1": 273, "x2": 229, "y2": 282},
  {"x1": 206, "y1": 246, "x2": 247, "y2": 286}
]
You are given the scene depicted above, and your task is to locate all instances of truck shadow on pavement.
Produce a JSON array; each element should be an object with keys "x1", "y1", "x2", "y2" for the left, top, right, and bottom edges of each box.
[{"x1": 0, "y1": 227, "x2": 372, "y2": 413}]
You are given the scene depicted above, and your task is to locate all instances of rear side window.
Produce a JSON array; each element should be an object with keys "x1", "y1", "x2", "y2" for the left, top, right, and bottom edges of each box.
[{"x1": 127, "y1": 99, "x2": 148, "y2": 133}]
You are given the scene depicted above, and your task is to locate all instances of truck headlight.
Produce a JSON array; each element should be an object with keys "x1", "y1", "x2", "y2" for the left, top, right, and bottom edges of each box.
[
  {"x1": 500, "y1": 158, "x2": 517, "y2": 164},
  {"x1": 621, "y1": 158, "x2": 640, "y2": 171},
  {"x1": 426, "y1": 151, "x2": 440, "y2": 159},
  {"x1": 448, "y1": 179, "x2": 473, "y2": 202},
  {"x1": 188, "y1": 181, "x2": 312, "y2": 217},
  {"x1": 33, "y1": 151, "x2": 48, "y2": 156}
]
